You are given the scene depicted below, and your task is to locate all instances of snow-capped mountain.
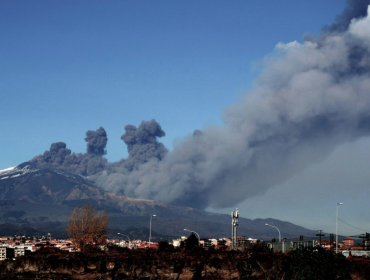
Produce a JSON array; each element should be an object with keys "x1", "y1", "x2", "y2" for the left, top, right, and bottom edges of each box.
[
  {"x1": 0, "y1": 162, "x2": 38, "y2": 181},
  {"x1": 0, "y1": 162, "x2": 316, "y2": 239}
]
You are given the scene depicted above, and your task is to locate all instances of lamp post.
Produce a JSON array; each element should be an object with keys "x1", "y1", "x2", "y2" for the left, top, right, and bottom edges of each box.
[
  {"x1": 336, "y1": 202, "x2": 343, "y2": 253},
  {"x1": 265, "y1": 223, "x2": 281, "y2": 242},
  {"x1": 184, "y1": 229, "x2": 200, "y2": 246},
  {"x1": 118, "y1": 233, "x2": 131, "y2": 248},
  {"x1": 149, "y1": 214, "x2": 156, "y2": 248}
]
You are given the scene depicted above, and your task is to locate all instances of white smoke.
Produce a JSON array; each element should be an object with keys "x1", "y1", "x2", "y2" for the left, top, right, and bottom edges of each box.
[
  {"x1": 349, "y1": 6, "x2": 370, "y2": 46},
  {"x1": 92, "y1": 6, "x2": 370, "y2": 209}
]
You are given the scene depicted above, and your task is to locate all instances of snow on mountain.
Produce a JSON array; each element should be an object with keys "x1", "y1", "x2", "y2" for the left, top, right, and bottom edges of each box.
[
  {"x1": 0, "y1": 162, "x2": 39, "y2": 180},
  {"x1": 0, "y1": 166, "x2": 15, "y2": 175}
]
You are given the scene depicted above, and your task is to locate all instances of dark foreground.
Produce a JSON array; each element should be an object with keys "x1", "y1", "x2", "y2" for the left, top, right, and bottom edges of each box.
[{"x1": 1, "y1": 246, "x2": 370, "y2": 280}]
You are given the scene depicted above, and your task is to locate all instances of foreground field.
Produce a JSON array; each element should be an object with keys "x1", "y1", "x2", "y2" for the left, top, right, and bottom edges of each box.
[{"x1": 1, "y1": 246, "x2": 370, "y2": 279}]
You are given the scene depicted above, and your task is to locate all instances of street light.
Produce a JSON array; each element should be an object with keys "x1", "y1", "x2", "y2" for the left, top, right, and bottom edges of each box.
[
  {"x1": 336, "y1": 202, "x2": 343, "y2": 253},
  {"x1": 265, "y1": 223, "x2": 281, "y2": 242},
  {"x1": 118, "y1": 233, "x2": 131, "y2": 249},
  {"x1": 184, "y1": 229, "x2": 200, "y2": 246},
  {"x1": 149, "y1": 214, "x2": 156, "y2": 248}
]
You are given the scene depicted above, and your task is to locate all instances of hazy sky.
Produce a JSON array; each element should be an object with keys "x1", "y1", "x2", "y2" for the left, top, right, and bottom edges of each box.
[{"x1": 1, "y1": 0, "x2": 368, "y2": 236}]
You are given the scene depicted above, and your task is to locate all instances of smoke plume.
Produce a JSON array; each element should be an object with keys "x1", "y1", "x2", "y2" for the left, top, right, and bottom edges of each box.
[
  {"x1": 31, "y1": 121, "x2": 167, "y2": 177},
  {"x1": 121, "y1": 120, "x2": 167, "y2": 171},
  {"x1": 31, "y1": 5, "x2": 370, "y2": 210},
  {"x1": 38, "y1": 142, "x2": 71, "y2": 167},
  {"x1": 91, "y1": 5, "x2": 370, "y2": 209},
  {"x1": 31, "y1": 127, "x2": 109, "y2": 176},
  {"x1": 323, "y1": 0, "x2": 370, "y2": 32},
  {"x1": 85, "y1": 127, "x2": 108, "y2": 156}
]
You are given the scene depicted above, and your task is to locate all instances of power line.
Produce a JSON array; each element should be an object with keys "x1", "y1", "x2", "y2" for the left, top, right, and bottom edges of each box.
[{"x1": 338, "y1": 218, "x2": 370, "y2": 232}]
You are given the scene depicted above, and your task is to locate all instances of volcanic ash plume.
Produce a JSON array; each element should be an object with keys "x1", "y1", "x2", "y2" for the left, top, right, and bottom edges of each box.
[
  {"x1": 121, "y1": 120, "x2": 167, "y2": 171},
  {"x1": 31, "y1": 127, "x2": 108, "y2": 176},
  {"x1": 85, "y1": 127, "x2": 108, "y2": 156},
  {"x1": 38, "y1": 142, "x2": 72, "y2": 167},
  {"x1": 31, "y1": 121, "x2": 167, "y2": 177},
  {"x1": 29, "y1": 4, "x2": 370, "y2": 210},
  {"x1": 323, "y1": 0, "x2": 370, "y2": 32},
  {"x1": 91, "y1": 5, "x2": 370, "y2": 209}
]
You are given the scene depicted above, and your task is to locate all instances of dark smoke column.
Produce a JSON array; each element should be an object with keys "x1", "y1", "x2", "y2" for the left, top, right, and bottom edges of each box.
[
  {"x1": 85, "y1": 127, "x2": 108, "y2": 156},
  {"x1": 41, "y1": 142, "x2": 71, "y2": 166},
  {"x1": 121, "y1": 119, "x2": 167, "y2": 170}
]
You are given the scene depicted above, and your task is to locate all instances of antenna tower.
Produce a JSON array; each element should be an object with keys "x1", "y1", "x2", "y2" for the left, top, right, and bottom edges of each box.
[{"x1": 231, "y1": 208, "x2": 239, "y2": 250}]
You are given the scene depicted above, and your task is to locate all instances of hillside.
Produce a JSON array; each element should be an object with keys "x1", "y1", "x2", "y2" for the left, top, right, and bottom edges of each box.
[{"x1": 0, "y1": 162, "x2": 316, "y2": 239}]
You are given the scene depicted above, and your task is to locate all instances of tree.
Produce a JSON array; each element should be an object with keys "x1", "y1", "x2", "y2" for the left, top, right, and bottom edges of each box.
[
  {"x1": 245, "y1": 240, "x2": 270, "y2": 253},
  {"x1": 67, "y1": 205, "x2": 109, "y2": 252},
  {"x1": 285, "y1": 246, "x2": 351, "y2": 280},
  {"x1": 158, "y1": 240, "x2": 174, "y2": 251},
  {"x1": 185, "y1": 232, "x2": 199, "y2": 250}
]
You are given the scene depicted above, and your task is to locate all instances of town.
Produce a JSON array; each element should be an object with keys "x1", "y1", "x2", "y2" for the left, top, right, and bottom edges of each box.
[{"x1": 1, "y1": 232, "x2": 369, "y2": 262}]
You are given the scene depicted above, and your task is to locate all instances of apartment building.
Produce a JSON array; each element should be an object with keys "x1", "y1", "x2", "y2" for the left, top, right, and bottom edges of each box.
[
  {"x1": 0, "y1": 247, "x2": 14, "y2": 261},
  {"x1": 14, "y1": 247, "x2": 31, "y2": 258}
]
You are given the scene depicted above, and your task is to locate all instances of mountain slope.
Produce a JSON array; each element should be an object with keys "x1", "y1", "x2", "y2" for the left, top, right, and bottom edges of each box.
[{"x1": 0, "y1": 162, "x2": 316, "y2": 239}]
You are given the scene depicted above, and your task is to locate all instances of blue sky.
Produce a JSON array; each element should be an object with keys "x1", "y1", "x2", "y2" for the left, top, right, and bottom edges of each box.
[
  {"x1": 3, "y1": 0, "x2": 369, "y2": 236},
  {"x1": 1, "y1": 0, "x2": 345, "y2": 167}
]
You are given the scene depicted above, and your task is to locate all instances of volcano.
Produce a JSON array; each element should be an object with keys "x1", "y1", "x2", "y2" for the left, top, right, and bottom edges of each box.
[{"x1": 0, "y1": 162, "x2": 316, "y2": 240}]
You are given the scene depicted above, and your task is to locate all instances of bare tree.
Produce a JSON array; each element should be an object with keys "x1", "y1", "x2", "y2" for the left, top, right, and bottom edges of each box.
[{"x1": 67, "y1": 204, "x2": 109, "y2": 252}]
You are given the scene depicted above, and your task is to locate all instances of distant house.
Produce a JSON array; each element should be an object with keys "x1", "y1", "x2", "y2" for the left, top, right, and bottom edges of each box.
[
  {"x1": 246, "y1": 238, "x2": 258, "y2": 243},
  {"x1": 4, "y1": 241, "x2": 15, "y2": 246},
  {"x1": 172, "y1": 236, "x2": 187, "y2": 247},
  {"x1": 343, "y1": 238, "x2": 354, "y2": 246},
  {"x1": 199, "y1": 239, "x2": 214, "y2": 247}
]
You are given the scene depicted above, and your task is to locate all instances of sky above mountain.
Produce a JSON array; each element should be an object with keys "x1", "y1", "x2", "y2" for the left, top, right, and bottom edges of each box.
[{"x1": 1, "y1": 0, "x2": 370, "y2": 236}]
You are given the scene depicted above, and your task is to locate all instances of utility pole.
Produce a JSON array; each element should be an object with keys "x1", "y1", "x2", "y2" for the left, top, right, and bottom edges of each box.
[
  {"x1": 149, "y1": 214, "x2": 156, "y2": 248},
  {"x1": 336, "y1": 202, "x2": 343, "y2": 253},
  {"x1": 316, "y1": 230, "x2": 325, "y2": 247},
  {"x1": 330, "y1": 233, "x2": 334, "y2": 250},
  {"x1": 359, "y1": 233, "x2": 368, "y2": 251}
]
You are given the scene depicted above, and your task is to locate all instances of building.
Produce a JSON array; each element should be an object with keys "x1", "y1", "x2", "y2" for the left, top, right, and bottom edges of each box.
[
  {"x1": 0, "y1": 237, "x2": 10, "y2": 242},
  {"x1": 317, "y1": 239, "x2": 332, "y2": 248},
  {"x1": 0, "y1": 247, "x2": 14, "y2": 261},
  {"x1": 343, "y1": 238, "x2": 354, "y2": 246},
  {"x1": 172, "y1": 236, "x2": 187, "y2": 247},
  {"x1": 199, "y1": 239, "x2": 214, "y2": 247},
  {"x1": 14, "y1": 247, "x2": 31, "y2": 258}
]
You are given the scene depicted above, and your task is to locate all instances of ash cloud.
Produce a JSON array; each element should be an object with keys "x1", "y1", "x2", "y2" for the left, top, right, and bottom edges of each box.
[
  {"x1": 30, "y1": 5, "x2": 370, "y2": 210},
  {"x1": 121, "y1": 120, "x2": 167, "y2": 171},
  {"x1": 30, "y1": 121, "x2": 167, "y2": 177},
  {"x1": 323, "y1": 0, "x2": 370, "y2": 32},
  {"x1": 31, "y1": 127, "x2": 109, "y2": 176},
  {"x1": 85, "y1": 127, "x2": 107, "y2": 156},
  {"x1": 91, "y1": 5, "x2": 370, "y2": 209},
  {"x1": 38, "y1": 142, "x2": 71, "y2": 167}
]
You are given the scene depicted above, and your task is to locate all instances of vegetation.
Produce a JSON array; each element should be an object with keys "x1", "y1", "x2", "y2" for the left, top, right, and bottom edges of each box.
[
  {"x1": 67, "y1": 204, "x2": 108, "y2": 252},
  {"x1": 158, "y1": 239, "x2": 174, "y2": 251},
  {"x1": 245, "y1": 240, "x2": 271, "y2": 253},
  {"x1": 184, "y1": 232, "x2": 199, "y2": 250},
  {"x1": 285, "y1": 246, "x2": 351, "y2": 280}
]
